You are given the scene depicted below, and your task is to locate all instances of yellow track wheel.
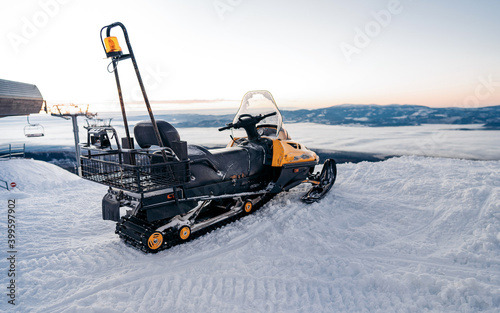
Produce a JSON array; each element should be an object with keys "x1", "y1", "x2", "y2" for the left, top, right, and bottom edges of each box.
[
  {"x1": 243, "y1": 201, "x2": 253, "y2": 213},
  {"x1": 179, "y1": 226, "x2": 191, "y2": 241},
  {"x1": 148, "y1": 232, "x2": 163, "y2": 250}
]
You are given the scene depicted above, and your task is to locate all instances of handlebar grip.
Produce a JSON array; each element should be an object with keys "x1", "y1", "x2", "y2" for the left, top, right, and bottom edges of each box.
[
  {"x1": 218, "y1": 124, "x2": 232, "y2": 131},
  {"x1": 262, "y1": 111, "x2": 277, "y2": 119}
]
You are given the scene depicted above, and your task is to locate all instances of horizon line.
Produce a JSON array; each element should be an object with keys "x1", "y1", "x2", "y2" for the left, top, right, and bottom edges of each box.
[{"x1": 43, "y1": 98, "x2": 500, "y2": 112}]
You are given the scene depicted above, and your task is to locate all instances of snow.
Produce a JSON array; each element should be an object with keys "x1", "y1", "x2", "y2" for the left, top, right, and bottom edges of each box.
[
  {"x1": 353, "y1": 117, "x2": 369, "y2": 122},
  {"x1": 1, "y1": 157, "x2": 500, "y2": 312}
]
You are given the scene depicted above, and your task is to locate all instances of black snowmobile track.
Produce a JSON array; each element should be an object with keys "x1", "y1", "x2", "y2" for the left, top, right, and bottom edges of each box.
[{"x1": 116, "y1": 193, "x2": 276, "y2": 253}]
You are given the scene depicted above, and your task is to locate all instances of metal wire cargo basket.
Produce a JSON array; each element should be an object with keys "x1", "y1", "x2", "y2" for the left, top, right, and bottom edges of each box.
[{"x1": 80, "y1": 150, "x2": 190, "y2": 193}]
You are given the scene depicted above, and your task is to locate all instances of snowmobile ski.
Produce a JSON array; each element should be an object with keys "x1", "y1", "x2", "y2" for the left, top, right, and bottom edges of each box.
[{"x1": 301, "y1": 159, "x2": 337, "y2": 203}]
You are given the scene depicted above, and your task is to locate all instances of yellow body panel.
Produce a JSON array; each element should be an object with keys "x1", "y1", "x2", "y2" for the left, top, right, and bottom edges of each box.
[
  {"x1": 226, "y1": 136, "x2": 318, "y2": 168},
  {"x1": 272, "y1": 139, "x2": 318, "y2": 167}
]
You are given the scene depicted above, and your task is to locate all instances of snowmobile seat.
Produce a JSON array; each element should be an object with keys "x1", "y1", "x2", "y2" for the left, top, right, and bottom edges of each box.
[
  {"x1": 187, "y1": 144, "x2": 264, "y2": 187},
  {"x1": 188, "y1": 145, "x2": 248, "y2": 174},
  {"x1": 134, "y1": 120, "x2": 180, "y2": 149}
]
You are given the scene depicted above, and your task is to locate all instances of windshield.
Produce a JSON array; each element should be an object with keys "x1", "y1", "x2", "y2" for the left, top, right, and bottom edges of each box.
[{"x1": 231, "y1": 90, "x2": 285, "y2": 139}]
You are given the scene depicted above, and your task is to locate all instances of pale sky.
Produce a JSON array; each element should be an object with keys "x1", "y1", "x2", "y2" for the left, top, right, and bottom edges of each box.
[{"x1": 1, "y1": 0, "x2": 500, "y2": 111}]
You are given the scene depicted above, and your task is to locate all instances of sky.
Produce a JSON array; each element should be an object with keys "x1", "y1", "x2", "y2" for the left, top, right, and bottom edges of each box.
[{"x1": 1, "y1": 0, "x2": 500, "y2": 112}]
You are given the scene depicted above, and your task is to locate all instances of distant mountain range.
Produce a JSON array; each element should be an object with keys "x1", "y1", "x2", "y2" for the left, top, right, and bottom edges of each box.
[
  {"x1": 150, "y1": 104, "x2": 500, "y2": 129},
  {"x1": 281, "y1": 104, "x2": 500, "y2": 129}
]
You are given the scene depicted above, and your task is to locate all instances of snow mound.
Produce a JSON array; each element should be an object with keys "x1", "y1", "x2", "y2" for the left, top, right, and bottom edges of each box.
[
  {"x1": 1, "y1": 157, "x2": 500, "y2": 312},
  {"x1": 0, "y1": 159, "x2": 81, "y2": 194}
]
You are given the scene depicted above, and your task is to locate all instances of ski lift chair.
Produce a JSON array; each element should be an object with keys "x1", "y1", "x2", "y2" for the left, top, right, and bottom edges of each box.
[{"x1": 24, "y1": 116, "x2": 45, "y2": 137}]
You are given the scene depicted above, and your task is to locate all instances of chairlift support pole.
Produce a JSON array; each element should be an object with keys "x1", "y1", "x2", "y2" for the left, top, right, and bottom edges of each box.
[
  {"x1": 51, "y1": 105, "x2": 95, "y2": 177},
  {"x1": 71, "y1": 115, "x2": 82, "y2": 176}
]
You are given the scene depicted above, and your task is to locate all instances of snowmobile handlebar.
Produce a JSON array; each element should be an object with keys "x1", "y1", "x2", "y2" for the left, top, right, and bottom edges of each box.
[
  {"x1": 218, "y1": 112, "x2": 277, "y2": 132},
  {"x1": 218, "y1": 111, "x2": 277, "y2": 141}
]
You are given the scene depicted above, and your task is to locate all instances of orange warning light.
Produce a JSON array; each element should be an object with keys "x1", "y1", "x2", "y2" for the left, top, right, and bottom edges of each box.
[{"x1": 104, "y1": 36, "x2": 123, "y2": 57}]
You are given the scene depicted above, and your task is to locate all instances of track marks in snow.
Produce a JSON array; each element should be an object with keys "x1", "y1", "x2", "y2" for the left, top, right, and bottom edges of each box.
[
  {"x1": 2, "y1": 157, "x2": 500, "y2": 312},
  {"x1": 36, "y1": 196, "x2": 303, "y2": 312},
  {"x1": 47, "y1": 274, "x2": 345, "y2": 313}
]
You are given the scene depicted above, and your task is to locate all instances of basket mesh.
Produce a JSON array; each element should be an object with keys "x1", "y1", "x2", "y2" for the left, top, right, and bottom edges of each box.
[{"x1": 81, "y1": 151, "x2": 189, "y2": 192}]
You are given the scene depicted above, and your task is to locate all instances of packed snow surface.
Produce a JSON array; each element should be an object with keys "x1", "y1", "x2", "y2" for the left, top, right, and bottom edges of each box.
[{"x1": 1, "y1": 157, "x2": 500, "y2": 312}]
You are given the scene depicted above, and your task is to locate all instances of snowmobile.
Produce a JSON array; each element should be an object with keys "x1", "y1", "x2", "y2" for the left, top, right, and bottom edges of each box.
[{"x1": 80, "y1": 22, "x2": 336, "y2": 252}]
